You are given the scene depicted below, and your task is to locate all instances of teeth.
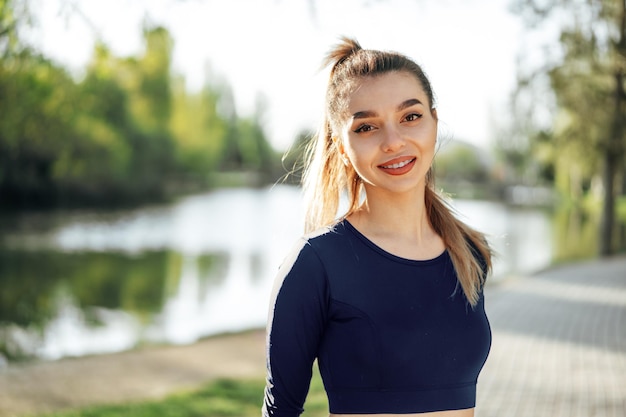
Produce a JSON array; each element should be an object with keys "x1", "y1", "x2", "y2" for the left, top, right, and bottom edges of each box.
[{"x1": 382, "y1": 159, "x2": 412, "y2": 169}]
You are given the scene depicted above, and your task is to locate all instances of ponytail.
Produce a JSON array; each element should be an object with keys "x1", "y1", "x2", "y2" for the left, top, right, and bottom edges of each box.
[
  {"x1": 322, "y1": 36, "x2": 362, "y2": 72},
  {"x1": 302, "y1": 37, "x2": 364, "y2": 234},
  {"x1": 302, "y1": 37, "x2": 492, "y2": 305}
]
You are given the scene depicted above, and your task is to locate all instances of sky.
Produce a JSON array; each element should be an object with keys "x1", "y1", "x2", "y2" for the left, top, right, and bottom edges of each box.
[{"x1": 30, "y1": 0, "x2": 524, "y2": 152}]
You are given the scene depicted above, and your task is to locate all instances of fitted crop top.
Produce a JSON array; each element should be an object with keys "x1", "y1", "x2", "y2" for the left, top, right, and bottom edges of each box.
[{"x1": 263, "y1": 220, "x2": 491, "y2": 416}]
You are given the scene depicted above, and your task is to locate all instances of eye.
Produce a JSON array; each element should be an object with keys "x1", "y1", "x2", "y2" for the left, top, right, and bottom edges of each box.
[
  {"x1": 353, "y1": 124, "x2": 375, "y2": 133},
  {"x1": 404, "y1": 113, "x2": 423, "y2": 122}
]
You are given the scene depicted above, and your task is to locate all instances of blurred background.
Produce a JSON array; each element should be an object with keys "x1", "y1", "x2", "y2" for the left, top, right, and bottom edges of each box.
[{"x1": 0, "y1": 0, "x2": 624, "y2": 365}]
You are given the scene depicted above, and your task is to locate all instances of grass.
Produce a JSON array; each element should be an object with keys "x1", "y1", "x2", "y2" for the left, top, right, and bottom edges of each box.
[{"x1": 35, "y1": 372, "x2": 328, "y2": 417}]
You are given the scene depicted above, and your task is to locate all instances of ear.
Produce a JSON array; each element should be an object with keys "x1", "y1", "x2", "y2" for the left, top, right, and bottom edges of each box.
[{"x1": 431, "y1": 108, "x2": 438, "y2": 121}]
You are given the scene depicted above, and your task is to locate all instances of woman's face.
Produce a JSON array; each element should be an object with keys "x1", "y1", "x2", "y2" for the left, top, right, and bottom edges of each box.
[{"x1": 337, "y1": 71, "x2": 438, "y2": 197}]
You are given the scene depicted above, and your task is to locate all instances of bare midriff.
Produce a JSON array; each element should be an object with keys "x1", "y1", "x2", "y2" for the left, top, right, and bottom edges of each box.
[{"x1": 330, "y1": 408, "x2": 474, "y2": 417}]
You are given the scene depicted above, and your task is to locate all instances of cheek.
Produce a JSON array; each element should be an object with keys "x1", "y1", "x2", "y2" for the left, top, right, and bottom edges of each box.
[
  {"x1": 418, "y1": 125, "x2": 438, "y2": 150},
  {"x1": 344, "y1": 139, "x2": 372, "y2": 165}
]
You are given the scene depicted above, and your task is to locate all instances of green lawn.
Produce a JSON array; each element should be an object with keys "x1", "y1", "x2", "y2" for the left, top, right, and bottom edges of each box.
[{"x1": 36, "y1": 373, "x2": 327, "y2": 417}]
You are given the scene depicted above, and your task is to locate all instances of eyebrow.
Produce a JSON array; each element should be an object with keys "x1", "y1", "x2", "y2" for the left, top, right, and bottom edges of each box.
[{"x1": 352, "y1": 98, "x2": 424, "y2": 120}]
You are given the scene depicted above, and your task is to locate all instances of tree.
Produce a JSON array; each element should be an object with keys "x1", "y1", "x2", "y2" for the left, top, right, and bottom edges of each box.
[
  {"x1": 512, "y1": 0, "x2": 626, "y2": 255},
  {"x1": 169, "y1": 77, "x2": 228, "y2": 179},
  {"x1": 0, "y1": 1, "x2": 287, "y2": 207},
  {"x1": 0, "y1": 51, "x2": 83, "y2": 206},
  {"x1": 121, "y1": 26, "x2": 176, "y2": 195},
  {"x1": 0, "y1": 0, "x2": 30, "y2": 57}
]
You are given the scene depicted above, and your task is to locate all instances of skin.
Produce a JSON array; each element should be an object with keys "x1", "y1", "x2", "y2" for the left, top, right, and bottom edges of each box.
[
  {"x1": 337, "y1": 70, "x2": 446, "y2": 262},
  {"x1": 330, "y1": 71, "x2": 474, "y2": 417}
]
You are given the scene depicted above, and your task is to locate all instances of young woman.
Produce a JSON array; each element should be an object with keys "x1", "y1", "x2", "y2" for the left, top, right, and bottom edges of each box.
[{"x1": 263, "y1": 37, "x2": 493, "y2": 417}]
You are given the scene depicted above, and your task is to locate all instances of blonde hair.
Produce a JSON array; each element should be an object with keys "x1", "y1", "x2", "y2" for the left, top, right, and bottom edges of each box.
[{"x1": 301, "y1": 37, "x2": 492, "y2": 306}]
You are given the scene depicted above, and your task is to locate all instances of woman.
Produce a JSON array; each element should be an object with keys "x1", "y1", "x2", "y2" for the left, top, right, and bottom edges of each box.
[{"x1": 263, "y1": 37, "x2": 493, "y2": 417}]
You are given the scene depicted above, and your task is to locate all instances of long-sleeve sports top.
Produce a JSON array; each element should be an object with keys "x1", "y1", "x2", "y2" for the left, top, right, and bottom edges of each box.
[{"x1": 263, "y1": 219, "x2": 491, "y2": 416}]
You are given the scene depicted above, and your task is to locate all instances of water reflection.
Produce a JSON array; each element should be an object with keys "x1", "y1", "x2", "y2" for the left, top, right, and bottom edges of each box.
[
  {"x1": 0, "y1": 185, "x2": 556, "y2": 362},
  {"x1": 0, "y1": 186, "x2": 303, "y2": 361},
  {"x1": 0, "y1": 250, "x2": 171, "y2": 328}
]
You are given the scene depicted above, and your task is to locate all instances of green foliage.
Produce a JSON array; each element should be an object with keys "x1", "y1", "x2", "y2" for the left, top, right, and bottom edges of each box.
[
  {"x1": 34, "y1": 372, "x2": 328, "y2": 417},
  {"x1": 0, "y1": 4, "x2": 284, "y2": 209},
  {"x1": 435, "y1": 142, "x2": 489, "y2": 183},
  {"x1": 169, "y1": 80, "x2": 227, "y2": 178},
  {"x1": 120, "y1": 26, "x2": 173, "y2": 144},
  {"x1": 0, "y1": 0, "x2": 30, "y2": 57},
  {"x1": 38, "y1": 379, "x2": 266, "y2": 417},
  {"x1": 547, "y1": 27, "x2": 615, "y2": 190},
  {"x1": 510, "y1": 0, "x2": 626, "y2": 254},
  {"x1": 552, "y1": 200, "x2": 601, "y2": 262},
  {"x1": 0, "y1": 51, "x2": 79, "y2": 205}
]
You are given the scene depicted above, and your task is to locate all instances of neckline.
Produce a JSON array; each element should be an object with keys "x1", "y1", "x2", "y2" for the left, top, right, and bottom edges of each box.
[{"x1": 341, "y1": 219, "x2": 448, "y2": 266}]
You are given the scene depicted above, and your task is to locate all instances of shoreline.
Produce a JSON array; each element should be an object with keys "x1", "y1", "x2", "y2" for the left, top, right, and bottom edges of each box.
[{"x1": 0, "y1": 329, "x2": 267, "y2": 417}]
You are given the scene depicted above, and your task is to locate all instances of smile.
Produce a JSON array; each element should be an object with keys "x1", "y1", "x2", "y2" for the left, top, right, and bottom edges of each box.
[
  {"x1": 379, "y1": 158, "x2": 416, "y2": 169},
  {"x1": 377, "y1": 157, "x2": 417, "y2": 176}
]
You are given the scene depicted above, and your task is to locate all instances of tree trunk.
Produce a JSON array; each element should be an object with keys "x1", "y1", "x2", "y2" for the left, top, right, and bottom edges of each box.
[
  {"x1": 599, "y1": 69, "x2": 625, "y2": 256},
  {"x1": 600, "y1": 149, "x2": 618, "y2": 256},
  {"x1": 599, "y1": 0, "x2": 626, "y2": 256}
]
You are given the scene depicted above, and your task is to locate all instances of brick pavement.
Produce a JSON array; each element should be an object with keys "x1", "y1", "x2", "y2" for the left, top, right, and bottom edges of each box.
[{"x1": 476, "y1": 256, "x2": 626, "y2": 417}]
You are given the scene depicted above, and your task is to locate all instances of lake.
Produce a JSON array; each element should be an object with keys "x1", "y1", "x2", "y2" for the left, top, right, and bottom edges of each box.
[{"x1": 0, "y1": 185, "x2": 553, "y2": 362}]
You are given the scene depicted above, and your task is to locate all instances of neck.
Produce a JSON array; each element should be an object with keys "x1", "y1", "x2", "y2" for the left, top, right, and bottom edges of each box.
[
  {"x1": 352, "y1": 184, "x2": 432, "y2": 243},
  {"x1": 347, "y1": 184, "x2": 445, "y2": 260}
]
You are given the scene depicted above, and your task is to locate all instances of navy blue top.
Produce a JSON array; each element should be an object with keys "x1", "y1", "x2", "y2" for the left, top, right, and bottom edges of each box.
[{"x1": 263, "y1": 220, "x2": 491, "y2": 416}]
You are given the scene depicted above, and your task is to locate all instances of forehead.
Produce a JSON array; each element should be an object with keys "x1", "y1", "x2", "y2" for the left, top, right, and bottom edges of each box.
[{"x1": 347, "y1": 71, "x2": 429, "y2": 112}]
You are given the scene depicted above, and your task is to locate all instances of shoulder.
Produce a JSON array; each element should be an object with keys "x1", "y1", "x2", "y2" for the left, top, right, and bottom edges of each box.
[
  {"x1": 278, "y1": 220, "x2": 354, "y2": 276},
  {"x1": 270, "y1": 225, "x2": 342, "y2": 307}
]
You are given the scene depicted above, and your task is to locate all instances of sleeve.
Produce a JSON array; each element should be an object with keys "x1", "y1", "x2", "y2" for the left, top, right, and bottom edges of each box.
[{"x1": 262, "y1": 238, "x2": 330, "y2": 417}]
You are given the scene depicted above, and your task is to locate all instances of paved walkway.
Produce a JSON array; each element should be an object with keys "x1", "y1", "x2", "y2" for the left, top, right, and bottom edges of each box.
[
  {"x1": 0, "y1": 256, "x2": 624, "y2": 416},
  {"x1": 476, "y1": 256, "x2": 626, "y2": 417}
]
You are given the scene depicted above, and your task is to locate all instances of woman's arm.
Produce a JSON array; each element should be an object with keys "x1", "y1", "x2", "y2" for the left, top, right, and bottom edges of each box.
[{"x1": 263, "y1": 239, "x2": 330, "y2": 417}]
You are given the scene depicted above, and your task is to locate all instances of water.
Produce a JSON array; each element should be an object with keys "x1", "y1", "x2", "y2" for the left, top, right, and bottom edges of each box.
[{"x1": 0, "y1": 185, "x2": 553, "y2": 362}]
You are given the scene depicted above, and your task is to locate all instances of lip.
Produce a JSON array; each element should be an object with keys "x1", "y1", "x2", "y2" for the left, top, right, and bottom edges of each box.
[{"x1": 377, "y1": 156, "x2": 417, "y2": 176}]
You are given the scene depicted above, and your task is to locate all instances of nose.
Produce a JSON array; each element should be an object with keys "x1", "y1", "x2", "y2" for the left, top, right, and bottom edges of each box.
[{"x1": 381, "y1": 125, "x2": 405, "y2": 152}]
